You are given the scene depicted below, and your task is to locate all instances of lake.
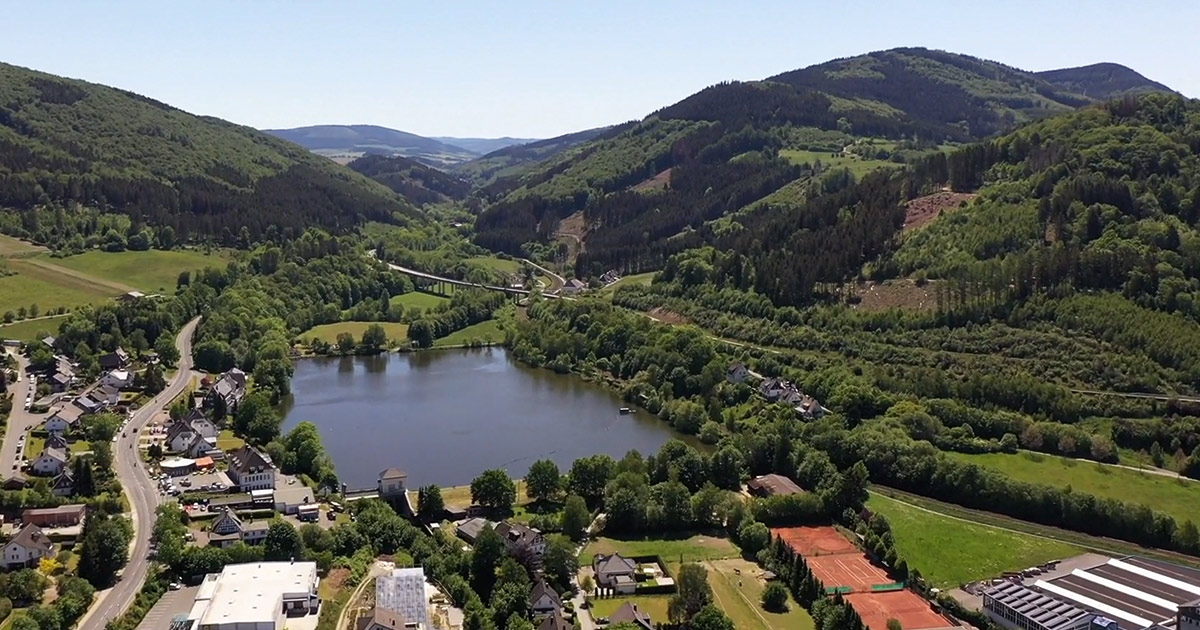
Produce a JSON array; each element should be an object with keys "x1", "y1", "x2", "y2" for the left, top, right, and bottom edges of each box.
[{"x1": 280, "y1": 348, "x2": 694, "y2": 488}]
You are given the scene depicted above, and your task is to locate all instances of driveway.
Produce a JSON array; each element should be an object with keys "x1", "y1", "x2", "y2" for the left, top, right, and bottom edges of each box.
[{"x1": 133, "y1": 585, "x2": 198, "y2": 630}]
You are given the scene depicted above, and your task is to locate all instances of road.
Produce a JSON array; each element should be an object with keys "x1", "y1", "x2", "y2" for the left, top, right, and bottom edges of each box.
[
  {"x1": 79, "y1": 316, "x2": 200, "y2": 630},
  {"x1": 1070, "y1": 388, "x2": 1200, "y2": 404},
  {"x1": 368, "y1": 250, "x2": 568, "y2": 300},
  {"x1": 0, "y1": 351, "x2": 40, "y2": 475}
]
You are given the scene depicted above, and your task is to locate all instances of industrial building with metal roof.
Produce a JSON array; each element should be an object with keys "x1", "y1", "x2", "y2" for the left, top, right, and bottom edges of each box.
[{"x1": 983, "y1": 581, "x2": 1094, "y2": 630}]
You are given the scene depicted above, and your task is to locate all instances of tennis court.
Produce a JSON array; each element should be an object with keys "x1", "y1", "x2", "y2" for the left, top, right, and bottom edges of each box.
[
  {"x1": 845, "y1": 591, "x2": 953, "y2": 630},
  {"x1": 772, "y1": 525, "x2": 859, "y2": 556},
  {"x1": 808, "y1": 554, "x2": 892, "y2": 591}
]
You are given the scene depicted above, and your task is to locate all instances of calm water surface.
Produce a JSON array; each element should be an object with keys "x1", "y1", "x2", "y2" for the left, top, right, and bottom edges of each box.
[{"x1": 281, "y1": 348, "x2": 694, "y2": 487}]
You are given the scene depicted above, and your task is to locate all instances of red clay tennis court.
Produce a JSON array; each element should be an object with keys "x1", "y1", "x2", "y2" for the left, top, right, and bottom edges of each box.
[
  {"x1": 808, "y1": 554, "x2": 892, "y2": 591},
  {"x1": 772, "y1": 525, "x2": 859, "y2": 556},
  {"x1": 846, "y1": 591, "x2": 953, "y2": 630}
]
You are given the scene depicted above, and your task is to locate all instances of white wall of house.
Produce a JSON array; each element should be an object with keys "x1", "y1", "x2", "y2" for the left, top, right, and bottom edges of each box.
[{"x1": 3, "y1": 542, "x2": 48, "y2": 569}]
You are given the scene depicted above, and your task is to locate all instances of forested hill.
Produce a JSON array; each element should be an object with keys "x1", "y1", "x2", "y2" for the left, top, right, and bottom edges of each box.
[
  {"x1": 471, "y1": 48, "x2": 1172, "y2": 276},
  {"x1": 265, "y1": 124, "x2": 477, "y2": 166},
  {"x1": 0, "y1": 62, "x2": 419, "y2": 244},
  {"x1": 348, "y1": 154, "x2": 472, "y2": 205},
  {"x1": 1035, "y1": 63, "x2": 1174, "y2": 99},
  {"x1": 452, "y1": 125, "x2": 614, "y2": 186}
]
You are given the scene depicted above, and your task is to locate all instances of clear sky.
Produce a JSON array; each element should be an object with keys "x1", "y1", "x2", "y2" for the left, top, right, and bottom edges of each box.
[{"x1": 1, "y1": 0, "x2": 1196, "y2": 138}]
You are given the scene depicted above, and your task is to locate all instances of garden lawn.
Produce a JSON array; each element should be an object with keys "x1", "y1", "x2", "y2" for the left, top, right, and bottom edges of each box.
[
  {"x1": 946, "y1": 450, "x2": 1200, "y2": 526},
  {"x1": 35, "y1": 249, "x2": 230, "y2": 294},
  {"x1": 433, "y1": 320, "x2": 503, "y2": 347},
  {"x1": 216, "y1": 430, "x2": 245, "y2": 451},
  {"x1": 0, "y1": 315, "x2": 68, "y2": 341},
  {"x1": 301, "y1": 321, "x2": 409, "y2": 345},
  {"x1": 582, "y1": 534, "x2": 739, "y2": 570},
  {"x1": 589, "y1": 595, "x2": 671, "y2": 624},
  {"x1": 390, "y1": 291, "x2": 450, "y2": 312},
  {"x1": 866, "y1": 492, "x2": 1081, "y2": 587},
  {"x1": 0, "y1": 258, "x2": 119, "y2": 314},
  {"x1": 707, "y1": 558, "x2": 815, "y2": 630}
]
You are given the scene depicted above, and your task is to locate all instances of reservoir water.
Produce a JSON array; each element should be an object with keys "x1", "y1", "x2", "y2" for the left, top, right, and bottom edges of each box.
[{"x1": 280, "y1": 348, "x2": 694, "y2": 488}]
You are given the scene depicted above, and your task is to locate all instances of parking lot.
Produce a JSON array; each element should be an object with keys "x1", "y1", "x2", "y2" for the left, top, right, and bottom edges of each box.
[{"x1": 134, "y1": 584, "x2": 198, "y2": 630}]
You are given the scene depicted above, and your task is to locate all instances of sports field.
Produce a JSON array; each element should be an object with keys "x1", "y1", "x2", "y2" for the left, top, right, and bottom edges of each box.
[
  {"x1": 946, "y1": 450, "x2": 1200, "y2": 525},
  {"x1": 845, "y1": 591, "x2": 951, "y2": 630}
]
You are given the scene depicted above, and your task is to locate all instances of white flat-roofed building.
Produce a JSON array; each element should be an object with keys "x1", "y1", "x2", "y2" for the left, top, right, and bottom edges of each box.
[
  {"x1": 187, "y1": 561, "x2": 321, "y2": 630},
  {"x1": 376, "y1": 567, "x2": 429, "y2": 629}
]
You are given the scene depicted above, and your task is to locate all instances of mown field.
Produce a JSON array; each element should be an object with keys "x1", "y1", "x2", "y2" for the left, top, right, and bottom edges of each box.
[
  {"x1": 432, "y1": 320, "x2": 503, "y2": 347},
  {"x1": 0, "y1": 258, "x2": 119, "y2": 313},
  {"x1": 779, "y1": 149, "x2": 898, "y2": 178},
  {"x1": 0, "y1": 233, "x2": 46, "y2": 256},
  {"x1": 0, "y1": 314, "x2": 68, "y2": 341},
  {"x1": 36, "y1": 249, "x2": 229, "y2": 294},
  {"x1": 582, "y1": 534, "x2": 738, "y2": 568},
  {"x1": 946, "y1": 450, "x2": 1200, "y2": 526},
  {"x1": 390, "y1": 291, "x2": 450, "y2": 312},
  {"x1": 598, "y1": 272, "x2": 656, "y2": 298},
  {"x1": 866, "y1": 492, "x2": 1082, "y2": 587},
  {"x1": 301, "y1": 321, "x2": 410, "y2": 345}
]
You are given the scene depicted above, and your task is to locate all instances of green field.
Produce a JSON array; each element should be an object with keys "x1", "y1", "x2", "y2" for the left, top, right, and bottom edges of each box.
[
  {"x1": 590, "y1": 596, "x2": 671, "y2": 626},
  {"x1": 302, "y1": 321, "x2": 410, "y2": 345},
  {"x1": 779, "y1": 149, "x2": 898, "y2": 178},
  {"x1": 0, "y1": 234, "x2": 46, "y2": 257},
  {"x1": 947, "y1": 450, "x2": 1200, "y2": 525},
  {"x1": 433, "y1": 320, "x2": 503, "y2": 347},
  {"x1": 466, "y1": 256, "x2": 523, "y2": 274},
  {"x1": 0, "y1": 258, "x2": 119, "y2": 313},
  {"x1": 0, "y1": 314, "x2": 68, "y2": 341},
  {"x1": 390, "y1": 291, "x2": 450, "y2": 312},
  {"x1": 598, "y1": 272, "x2": 656, "y2": 297},
  {"x1": 867, "y1": 492, "x2": 1081, "y2": 587},
  {"x1": 707, "y1": 559, "x2": 814, "y2": 630},
  {"x1": 37, "y1": 249, "x2": 229, "y2": 294},
  {"x1": 582, "y1": 534, "x2": 739, "y2": 569},
  {"x1": 216, "y1": 430, "x2": 245, "y2": 452}
]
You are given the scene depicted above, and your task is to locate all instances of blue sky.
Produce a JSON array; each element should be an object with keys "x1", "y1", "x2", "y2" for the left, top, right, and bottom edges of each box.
[{"x1": 1, "y1": 0, "x2": 1196, "y2": 138}]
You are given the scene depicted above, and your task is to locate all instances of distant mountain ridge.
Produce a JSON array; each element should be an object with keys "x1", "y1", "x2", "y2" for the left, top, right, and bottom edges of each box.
[
  {"x1": 264, "y1": 124, "x2": 478, "y2": 166},
  {"x1": 431, "y1": 136, "x2": 539, "y2": 155},
  {"x1": 1034, "y1": 62, "x2": 1173, "y2": 99}
]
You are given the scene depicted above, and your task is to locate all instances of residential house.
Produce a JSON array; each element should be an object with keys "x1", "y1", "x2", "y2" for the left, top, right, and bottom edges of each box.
[
  {"x1": 747, "y1": 474, "x2": 804, "y2": 498},
  {"x1": 49, "y1": 370, "x2": 73, "y2": 393},
  {"x1": 118, "y1": 291, "x2": 146, "y2": 303},
  {"x1": 593, "y1": 553, "x2": 638, "y2": 594},
  {"x1": 536, "y1": 610, "x2": 572, "y2": 630},
  {"x1": 727, "y1": 362, "x2": 750, "y2": 384},
  {"x1": 758, "y1": 378, "x2": 792, "y2": 401},
  {"x1": 378, "y1": 468, "x2": 407, "y2": 499},
  {"x1": 45, "y1": 433, "x2": 69, "y2": 451},
  {"x1": 22, "y1": 504, "x2": 87, "y2": 527},
  {"x1": 185, "y1": 434, "x2": 220, "y2": 459},
  {"x1": 208, "y1": 368, "x2": 248, "y2": 412},
  {"x1": 455, "y1": 517, "x2": 494, "y2": 545},
  {"x1": 376, "y1": 567, "x2": 430, "y2": 630},
  {"x1": 794, "y1": 394, "x2": 828, "y2": 420},
  {"x1": 98, "y1": 347, "x2": 130, "y2": 370},
  {"x1": 183, "y1": 409, "x2": 219, "y2": 438},
  {"x1": 562, "y1": 278, "x2": 587, "y2": 294},
  {"x1": 609, "y1": 601, "x2": 654, "y2": 630},
  {"x1": 166, "y1": 421, "x2": 200, "y2": 453},
  {"x1": 41, "y1": 335, "x2": 56, "y2": 348},
  {"x1": 2, "y1": 524, "x2": 54, "y2": 569},
  {"x1": 51, "y1": 470, "x2": 75, "y2": 497},
  {"x1": 2, "y1": 473, "x2": 27, "y2": 490},
  {"x1": 208, "y1": 507, "x2": 269, "y2": 547},
  {"x1": 167, "y1": 411, "x2": 220, "y2": 452},
  {"x1": 44, "y1": 405, "x2": 85, "y2": 436},
  {"x1": 227, "y1": 445, "x2": 276, "y2": 491},
  {"x1": 91, "y1": 384, "x2": 120, "y2": 409},
  {"x1": 529, "y1": 579, "x2": 562, "y2": 617},
  {"x1": 31, "y1": 447, "x2": 69, "y2": 476},
  {"x1": 75, "y1": 396, "x2": 102, "y2": 415},
  {"x1": 356, "y1": 608, "x2": 418, "y2": 630},
  {"x1": 494, "y1": 521, "x2": 547, "y2": 566},
  {"x1": 101, "y1": 369, "x2": 134, "y2": 390},
  {"x1": 600, "y1": 270, "x2": 621, "y2": 285}
]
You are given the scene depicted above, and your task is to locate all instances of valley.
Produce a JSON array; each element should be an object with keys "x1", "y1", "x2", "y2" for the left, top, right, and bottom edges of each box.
[{"x1": 0, "y1": 30, "x2": 1198, "y2": 630}]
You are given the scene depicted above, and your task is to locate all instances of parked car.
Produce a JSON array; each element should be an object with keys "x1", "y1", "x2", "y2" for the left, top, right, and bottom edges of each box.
[{"x1": 168, "y1": 582, "x2": 182, "y2": 591}]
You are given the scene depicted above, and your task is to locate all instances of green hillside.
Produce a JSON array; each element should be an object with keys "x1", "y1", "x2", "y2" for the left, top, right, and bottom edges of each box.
[
  {"x1": 0, "y1": 62, "x2": 418, "y2": 246},
  {"x1": 472, "y1": 48, "x2": 1169, "y2": 278},
  {"x1": 348, "y1": 154, "x2": 472, "y2": 205}
]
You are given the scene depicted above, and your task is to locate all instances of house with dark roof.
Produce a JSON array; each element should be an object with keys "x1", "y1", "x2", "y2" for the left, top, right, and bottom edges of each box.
[
  {"x1": 2, "y1": 473, "x2": 28, "y2": 490},
  {"x1": 52, "y1": 469, "x2": 75, "y2": 497},
  {"x1": 208, "y1": 368, "x2": 248, "y2": 411},
  {"x1": 455, "y1": 517, "x2": 494, "y2": 545},
  {"x1": 31, "y1": 447, "x2": 69, "y2": 476},
  {"x1": 185, "y1": 434, "x2": 220, "y2": 459},
  {"x1": 45, "y1": 432, "x2": 69, "y2": 451},
  {"x1": 378, "y1": 468, "x2": 407, "y2": 499},
  {"x1": 727, "y1": 362, "x2": 750, "y2": 384},
  {"x1": 90, "y1": 384, "x2": 120, "y2": 408},
  {"x1": 2, "y1": 523, "x2": 54, "y2": 569},
  {"x1": 609, "y1": 601, "x2": 654, "y2": 630},
  {"x1": 208, "y1": 507, "x2": 269, "y2": 547},
  {"x1": 593, "y1": 553, "x2": 638, "y2": 594},
  {"x1": 495, "y1": 521, "x2": 547, "y2": 566},
  {"x1": 530, "y1": 578, "x2": 562, "y2": 617},
  {"x1": 98, "y1": 347, "x2": 130, "y2": 370},
  {"x1": 536, "y1": 609, "x2": 572, "y2": 630},
  {"x1": 747, "y1": 474, "x2": 804, "y2": 497},
  {"x1": 356, "y1": 607, "x2": 418, "y2": 630},
  {"x1": 227, "y1": 445, "x2": 276, "y2": 491},
  {"x1": 44, "y1": 404, "x2": 85, "y2": 435},
  {"x1": 49, "y1": 370, "x2": 73, "y2": 393}
]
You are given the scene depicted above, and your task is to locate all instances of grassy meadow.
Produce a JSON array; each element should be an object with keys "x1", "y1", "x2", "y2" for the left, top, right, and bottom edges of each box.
[
  {"x1": 0, "y1": 258, "x2": 119, "y2": 313},
  {"x1": 36, "y1": 249, "x2": 230, "y2": 294},
  {"x1": 946, "y1": 450, "x2": 1200, "y2": 525},
  {"x1": 867, "y1": 492, "x2": 1082, "y2": 587},
  {"x1": 0, "y1": 314, "x2": 69, "y2": 341},
  {"x1": 433, "y1": 320, "x2": 503, "y2": 347},
  {"x1": 390, "y1": 291, "x2": 450, "y2": 312},
  {"x1": 779, "y1": 148, "x2": 898, "y2": 178},
  {"x1": 301, "y1": 321, "x2": 410, "y2": 345}
]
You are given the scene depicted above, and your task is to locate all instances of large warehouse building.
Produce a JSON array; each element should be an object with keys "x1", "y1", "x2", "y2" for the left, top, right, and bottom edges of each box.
[
  {"x1": 186, "y1": 561, "x2": 321, "y2": 630},
  {"x1": 984, "y1": 556, "x2": 1200, "y2": 630}
]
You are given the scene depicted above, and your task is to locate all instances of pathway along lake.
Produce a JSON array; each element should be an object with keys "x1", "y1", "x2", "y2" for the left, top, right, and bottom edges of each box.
[{"x1": 280, "y1": 348, "x2": 697, "y2": 488}]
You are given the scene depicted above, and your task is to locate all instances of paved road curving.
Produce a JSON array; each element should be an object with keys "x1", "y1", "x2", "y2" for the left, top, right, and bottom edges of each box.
[{"x1": 78, "y1": 316, "x2": 201, "y2": 630}]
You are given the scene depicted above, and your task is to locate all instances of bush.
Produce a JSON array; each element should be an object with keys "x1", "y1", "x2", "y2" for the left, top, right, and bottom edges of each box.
[
  {"x1": 0, "y1": 597, "x2": 11, "y2": 623},
  {"x1": 762, "y1": 582, "x2": 789, "y2": 612}
]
